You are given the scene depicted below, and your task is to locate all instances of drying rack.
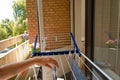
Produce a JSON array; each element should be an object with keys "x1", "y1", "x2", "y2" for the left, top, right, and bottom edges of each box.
[{"x1": 15, "y1": 33, "x2": 113, "y2": 80}]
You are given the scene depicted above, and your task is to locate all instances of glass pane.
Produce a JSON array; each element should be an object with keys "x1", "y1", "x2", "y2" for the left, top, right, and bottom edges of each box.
[{"x1": 94, "y1": 0, "x2": 120, "y2": 79}]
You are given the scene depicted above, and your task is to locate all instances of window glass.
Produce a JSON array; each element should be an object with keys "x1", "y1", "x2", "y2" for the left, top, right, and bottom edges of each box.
[{"x1": 94, "y1": 0, "x2": 120, "y2": 79}]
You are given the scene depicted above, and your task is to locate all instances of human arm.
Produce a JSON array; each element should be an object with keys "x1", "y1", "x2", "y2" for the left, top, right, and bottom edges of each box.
[{"x1": 0, "y1": 57, "x2": 58, "y2": 80}]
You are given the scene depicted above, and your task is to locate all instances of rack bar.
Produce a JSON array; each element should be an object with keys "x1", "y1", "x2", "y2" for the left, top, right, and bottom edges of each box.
[
  {"x1": 70, "y1": 33, "x2": 81, "y2": 56},
  {"x1": 32, "y1": 35, "x2": 38, "y2": 57},
  {"x1": 70, "y1": 32, "x2": 113, "y2": 80},
  {"x1": 32, "y1": 50, "x2": 78, "y2": 57}
]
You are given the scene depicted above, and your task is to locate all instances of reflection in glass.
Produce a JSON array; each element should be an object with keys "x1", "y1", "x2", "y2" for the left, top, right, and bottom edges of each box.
[{"x1": 94, "y1": 0, "x2": 120, "y2": 79}]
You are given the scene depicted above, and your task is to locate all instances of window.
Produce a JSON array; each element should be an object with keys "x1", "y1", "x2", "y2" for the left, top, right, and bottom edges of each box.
[{"x1": 93, "y1": 0, "x2": 120, "y2": 79}]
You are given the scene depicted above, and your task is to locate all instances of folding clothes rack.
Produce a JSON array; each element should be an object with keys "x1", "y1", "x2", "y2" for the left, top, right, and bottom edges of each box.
[{"x1": 15, "y1": 33, "x2": 113, "y2": 80}]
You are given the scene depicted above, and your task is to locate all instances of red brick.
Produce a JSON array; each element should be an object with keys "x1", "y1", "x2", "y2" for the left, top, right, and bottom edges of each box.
[{"x1": 26, "y1": 0, "x2": 70, "y2": 50}]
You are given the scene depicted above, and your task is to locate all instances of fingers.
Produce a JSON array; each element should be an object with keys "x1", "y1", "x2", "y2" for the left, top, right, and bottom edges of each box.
[
  {"x1": 47, "y1": 58, "x2": 59, "y2": 68},
  {"x1": 34, "y1": 57, "x2": 59, "y2": 69},
  {"x1": 44, "y1": 64, "x2": 52, "y2": 69}
]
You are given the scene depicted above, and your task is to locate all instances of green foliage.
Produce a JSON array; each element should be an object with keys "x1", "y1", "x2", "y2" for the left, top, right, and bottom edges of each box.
[
  {"x1": 12, "y1": 0, "x2": 27, "y2": 20},
  {"x1": 0, "y1": 0, "x2": 28, "y2": 40},
  {"x1": 12, "y1": 0, "x2": 28, "y2": 35},
  {"x1": 14, "y1": 17, "x2": 28, "y2": 35},
  {"x1": 29, "y1": 44, "x2": 41, "y2": 53},
  {"x1": 0, "y1": 26, "x2": 8, "y2": 40},
  {"x1": 0, "y1": 19, "x2": 13, "y2": 37}
]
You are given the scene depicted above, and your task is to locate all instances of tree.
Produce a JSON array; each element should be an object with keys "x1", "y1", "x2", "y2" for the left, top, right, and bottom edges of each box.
[
  {"x1": 0, "y1": 26, "x2": 8, "y2": 40},
  {"x1": 0, "y1": 19, "x2": 18, "y2": 37},
  {"x1": 0, "y1": 0, "x2": 28, "y2": 40},
  {"x1": 14, "y1": 17, "x2": 28, "y2": 35},
  {"x1": 12, "y1": 0, "x2": 28, "y2": 34},
  {"x1": 12, "y1": 0, "x2": 27, "y2": 21},
  {"x1": 0, "y1": 19, "x2": 13, "y2": 37}
]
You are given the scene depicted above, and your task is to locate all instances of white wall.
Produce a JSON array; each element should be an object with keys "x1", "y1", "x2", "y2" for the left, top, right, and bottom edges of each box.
[{"x1": 75, "y1": 0, "x2": 85, "y2": 49}]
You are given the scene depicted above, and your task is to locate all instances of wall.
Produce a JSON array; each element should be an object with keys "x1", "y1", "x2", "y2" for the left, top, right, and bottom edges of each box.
[
  {"x1": 74, "y1": 0, "x2": 86, "y2": 74},
  {"x1": 75, "y1": 0, "x2": 85, "y2": 49},
  {"x1": 26, "y1": 0, "x2": 39, "y2": 43},
  {"x1": 41, "y1": 0, "x2": 71, "y2": 50},
  {"x1": 26, "y1": 0, "x2": 71, "y2": 49}
]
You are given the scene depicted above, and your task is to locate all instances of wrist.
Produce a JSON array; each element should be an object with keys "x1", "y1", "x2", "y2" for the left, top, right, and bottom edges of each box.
[{"x1": 31, "y1": 57, "x2": 42, "y2": 65}]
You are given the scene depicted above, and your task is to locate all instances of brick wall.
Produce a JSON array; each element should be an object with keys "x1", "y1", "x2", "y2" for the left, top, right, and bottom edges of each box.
[
  {"x1": 26, "y1": 0, "x2": 71, "y2": 50},
  {"x1": 43, "y1": 0, "x2": 71, "y2": 50},
  {"x1": 26, "y1": 0, "x2": 38, "y2": 43}
]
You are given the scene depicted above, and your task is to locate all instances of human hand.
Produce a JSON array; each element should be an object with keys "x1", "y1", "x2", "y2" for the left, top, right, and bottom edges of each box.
[{"x1": 33, "y1": 57, "x2": 59, "y2": 69}]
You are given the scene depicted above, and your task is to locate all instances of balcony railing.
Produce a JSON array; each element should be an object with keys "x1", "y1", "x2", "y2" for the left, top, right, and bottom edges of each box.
[{"x1": 0, "y1": 34, "x2": 30, "y2": 66}]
